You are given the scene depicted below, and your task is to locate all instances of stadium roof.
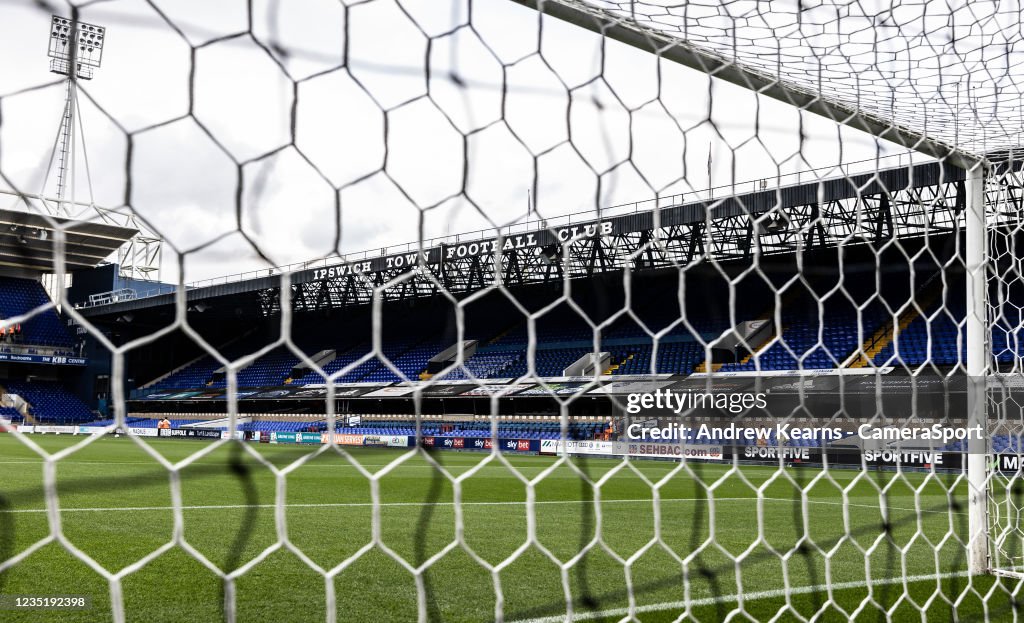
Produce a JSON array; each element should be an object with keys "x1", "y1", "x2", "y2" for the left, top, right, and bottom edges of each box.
[
  {"x1": 520, "y1": 0, "x2": 1024, "y2": 167},
  {"x1": 0, "y1": 209, "x2": 137, "y2": 273},
  {"x1": 79, "y1": 159, "x2": 974, "y2": 318}
]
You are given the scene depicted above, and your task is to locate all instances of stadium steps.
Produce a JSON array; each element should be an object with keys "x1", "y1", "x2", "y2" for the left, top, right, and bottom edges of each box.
[
  {"x1": 731, "y1": 329, "x2": 782, "y2": 367},
  {"x1": 845, "y1": 276, "x2": 944, "y2": 368},
  {"x1": 693, "y1": 361, "x2": 723, "y2": 373},
  {"x1": 0, "y1": 386, "x2": 35, "y2": 425},
  {"x1": 846, "y1": 311, "x2": 924, "y2": 368},
  {"x1": 603, "y1": 352, "x2": 632, "y2": 374}
]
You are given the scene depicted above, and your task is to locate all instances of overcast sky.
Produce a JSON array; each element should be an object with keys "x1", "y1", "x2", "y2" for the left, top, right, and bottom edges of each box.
[{"x1": 0, "y1": 0, "x2": 913, "y2": 284}]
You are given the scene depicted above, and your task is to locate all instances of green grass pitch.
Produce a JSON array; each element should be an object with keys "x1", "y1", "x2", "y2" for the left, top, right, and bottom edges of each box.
[{"x1": 0, "y1": 434, "x2": 1020, "y2": 622}]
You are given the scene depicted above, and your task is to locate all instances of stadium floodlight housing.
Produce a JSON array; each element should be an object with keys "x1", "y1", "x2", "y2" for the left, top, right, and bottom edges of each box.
[{"x1": 47, "y1": 15, "x2": 105, "y2": 80}]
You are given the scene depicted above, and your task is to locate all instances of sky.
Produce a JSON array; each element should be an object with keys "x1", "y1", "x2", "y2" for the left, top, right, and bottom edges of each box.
[{"x1": 0, "y1": 0, "x2": 916, "y2": 285}]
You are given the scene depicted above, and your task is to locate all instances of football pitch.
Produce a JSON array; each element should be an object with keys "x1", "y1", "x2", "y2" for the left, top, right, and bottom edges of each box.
[{"x1": 0, "y1": 434, "x2": 1016, "y2": 622}]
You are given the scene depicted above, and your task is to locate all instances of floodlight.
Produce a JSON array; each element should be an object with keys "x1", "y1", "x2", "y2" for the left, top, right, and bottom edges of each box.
[{"x1": 47, "y1": 15, "x2": 106, "y2": 79}]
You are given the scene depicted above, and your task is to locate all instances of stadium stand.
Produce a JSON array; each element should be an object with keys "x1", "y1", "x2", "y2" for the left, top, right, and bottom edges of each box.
[
  {"x1": 0, "y1": 405, "x2": 22, "y2": 423},
  {"x1": 3, "y1": 380, "x2": 93, "y2": 423},
  {"x1": 0, "y1": 276, "x2": 75, "y2": 350},
  {"x1": 109, "y1": 255, "x2": 1024, "y2": 419}
]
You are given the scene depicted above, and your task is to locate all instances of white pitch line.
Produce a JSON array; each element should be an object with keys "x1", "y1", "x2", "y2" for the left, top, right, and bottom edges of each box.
[
  {"x1": 508, "y1": 570, "x2": 973, "y2": 623},
  {"x1": 0, "y1": 497, "x2": 965, "y2": 515}
]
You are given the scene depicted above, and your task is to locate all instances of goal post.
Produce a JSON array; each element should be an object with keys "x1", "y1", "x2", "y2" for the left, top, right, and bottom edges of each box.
[{"x1": 965, "y1": 161, "x2": 989, "y2": 575}]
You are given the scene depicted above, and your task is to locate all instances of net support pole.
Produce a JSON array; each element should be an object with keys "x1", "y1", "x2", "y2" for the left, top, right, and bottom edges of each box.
[{"x1": 965, "y1": 161, "x2": 989, "y2": 575}]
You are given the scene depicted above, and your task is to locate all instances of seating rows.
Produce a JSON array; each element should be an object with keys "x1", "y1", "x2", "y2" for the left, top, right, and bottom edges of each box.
[
  {"x1": 0, "y1": 406, "x2": 21, "y2": 422},
  {"x1": 0, "y1": 276, "x2": 75, "y2": 349},
  {"x1": 441, "y1": 352, "x2": 522, "y2": 380},
  {"x1": 3, "y1": 380, "x2": 93, "y2": 423},
  {"x1": 144, "y1": 271, "x2": 1024, "y2": 391},
  {"x1": 238, "y1": 420, "x2": 324, "y2": 432},
  {"x1": 720, "y1": 278, "x2": 898, "y2": 372}
]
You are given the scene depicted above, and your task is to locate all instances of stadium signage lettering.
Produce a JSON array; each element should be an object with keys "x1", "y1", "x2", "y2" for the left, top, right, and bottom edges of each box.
[
  {"x1": 743, "y1": 446, "x2": 811, "y2": 460},
  {"x1": 997, "y1": 454, "x2": 1024, "y2": 472},
  {"x1": 0, "y1": 352, "x2": 86, "y2": 366},
  {"x1": 321, "y1": 433, "x2": 364, "y2": 445},
  {"x1": 540, "y1": 439, "x2": 615, "y2": 455},
  {"x1": 385, "y1": 252, "x2": 419, "y2": 269},
  {"x1": 305, "y1": 221, "x2": 616, "y2": 278},
  {"x1": 444, "y1": 221, "x2": 614, "y2": 260},
  {"x1": 620, "y1": 443, "x2": 724, "y2": 460},
  {"x1": 863, "y1": 450, "x2": 944, "y2": 465},
  {"x1": 445, "y1": 234, "x2": 539, "y2": 259},
  {"x1": 311, "y1": 262, "x2": 372, "y2": 280},
  {"x1": 422, "y1": 437, "x2": 537, "y2": 452},
  {"x1": 126, "y1": 427, "x2": 159, "y2": 437},
  {"x1": 555, "y1": 221, "x2": 612, "y2": 242},
  {"x1": 157, "y1": 428, "x2": 222, "y2": 439}
]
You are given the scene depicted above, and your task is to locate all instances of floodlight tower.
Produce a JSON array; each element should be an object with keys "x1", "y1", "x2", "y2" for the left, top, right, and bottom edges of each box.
[
  {"x1": 46, "y1": 15, "x2": 105, "y2": 213},
  {"x1": 40, "y1": 16, "x2": 161, "y2": 282}
]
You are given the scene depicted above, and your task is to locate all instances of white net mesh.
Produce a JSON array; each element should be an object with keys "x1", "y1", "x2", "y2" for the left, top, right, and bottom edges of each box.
[{"x1": 0, "y1": 0, "x2": 1022, "y2": 621}]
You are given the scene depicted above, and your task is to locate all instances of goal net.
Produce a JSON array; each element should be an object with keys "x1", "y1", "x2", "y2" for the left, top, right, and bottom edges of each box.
[{"x1": 0, "y1": 0, "x2": 1023, "y2": 620}]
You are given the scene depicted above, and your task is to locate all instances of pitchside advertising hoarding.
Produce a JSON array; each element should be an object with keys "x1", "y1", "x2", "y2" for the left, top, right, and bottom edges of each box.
[
  {"x1": 158, "y1": 428, "x2": 224, "y2": 439},
  {"x1": 538, "y1": 439, "x2": 725, "y2": 460},
  {"x1": 321, "y1": 436, "x2": 370, "y2": 444},
  {"x1": 421, "y1": 436, "x2": 537, "y2": 452},
  {"x1": 539, "y1": 439, "x2": 615, "y2": 455},
  {"x1": 995, "y1": 453, "x2": 1024, "y2": 472},
  {"x1": 270, "y1": 431, "x2": 323, "y2": 444},
  {"x1": 363, "y1": 434, "x2": 410, "y2": 447},
  {"x1": 613, "y1": 441, "x2": 724, "y2": 460}
]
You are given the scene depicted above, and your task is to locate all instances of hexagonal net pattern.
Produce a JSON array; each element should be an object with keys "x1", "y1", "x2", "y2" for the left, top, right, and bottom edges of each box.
[
  {"x1": 529, "y1": 0, "x2": 1024, "y2": 160},
  {"x1": 0, "y1": 0, "x2": 1022, "y2": 622}
]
